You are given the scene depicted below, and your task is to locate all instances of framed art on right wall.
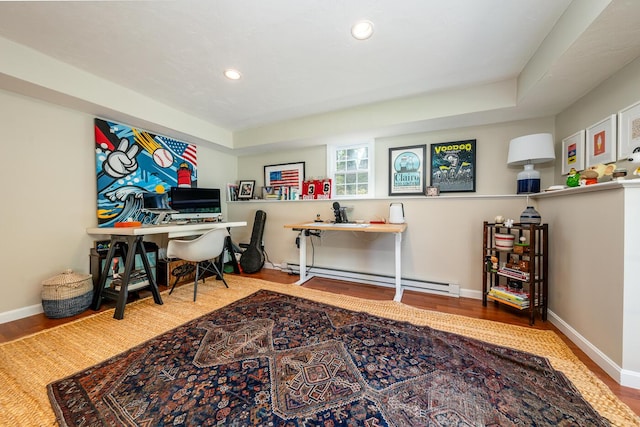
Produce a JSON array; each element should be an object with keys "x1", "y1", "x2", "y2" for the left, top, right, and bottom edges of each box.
[
  {"x1": 618, "y1": 100, "x2": 640, "y2": 160},
  {"x1": 586, "y1": 114, "x2": 617, "y2": 168},
  {"x1": 561, "y1": 130, "x2": 585, "y2": 175}
]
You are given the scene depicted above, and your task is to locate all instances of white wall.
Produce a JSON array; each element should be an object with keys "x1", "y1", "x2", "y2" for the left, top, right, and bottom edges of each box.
[
  {"x1": 0, "y1": 89, "x2": 237, "y2": 320},
  {"x1": 550, "y1": 55, "x2": 640, "y2": 385},
  {"x1": 228, "y1": 196, "x2": 526, "y2": 298},
  {"x1": 555, "y1": 55, "x2": 640, "y2": 181},
  {"x1": 537, "y1": 188, "x2": 625, "y2": 365},
  {"x1": 0, "y1": 89, "x2": 556, "y2": 320},
  {"x1": 376, "y1": 117, "x2": 556, "y2": 196},
  {"x1": 237, "y1": 116, "x2": 557, "y2": 197},
  {"x1": 0, "y1": 90, "x2": 96, "y2": 317}
]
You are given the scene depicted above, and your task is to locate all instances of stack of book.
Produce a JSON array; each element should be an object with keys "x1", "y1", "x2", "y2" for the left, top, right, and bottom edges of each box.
[{"x1": 487, "y1": 286, "x2": 530, "y2": 309}]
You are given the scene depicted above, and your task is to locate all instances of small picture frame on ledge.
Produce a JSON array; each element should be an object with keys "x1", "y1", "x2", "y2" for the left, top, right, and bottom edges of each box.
[
  {"x1": 238, "y1": 180, "x2": 255, "y2": 199},
  {"x1": 561, "y1": 130, "x2": 585, "y2": 174},
  {"x1": 586, "y1": 114, "x2": 617, "y2": 167},
  {"x1": 618, "y1": 100, "x2": 640, "y2": 160},
  {"x1": 425, "y1": 186, "x2": 440, "y2": 197}
]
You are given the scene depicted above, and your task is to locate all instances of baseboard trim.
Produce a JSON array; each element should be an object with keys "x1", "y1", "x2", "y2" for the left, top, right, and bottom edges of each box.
[
  {"x1": 460, "y1": 289, "x2": 483, "y2": 300},
  {"x1": 548, "y1": 309, "x2": 640, "y2": 389},
  {"x1": 0, "y1": 303, "x2": 43, "y2": 325},
  {"x1": 286, "y1": 263, "x2": 460, "y2": 297}
]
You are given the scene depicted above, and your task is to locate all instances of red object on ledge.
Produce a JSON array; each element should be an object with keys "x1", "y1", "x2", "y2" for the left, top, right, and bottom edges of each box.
[
  {"x1": 114, "y1": 221, "x2": 142, "y2": 228},
  {"x1": 583, "y1": 178, "x2": 597, "y2": 185}
]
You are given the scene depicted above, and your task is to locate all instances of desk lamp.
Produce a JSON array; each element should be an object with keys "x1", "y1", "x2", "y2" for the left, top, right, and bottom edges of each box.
[{"x1": 507, "y1": 133, "x2": 555, "y2": 194}]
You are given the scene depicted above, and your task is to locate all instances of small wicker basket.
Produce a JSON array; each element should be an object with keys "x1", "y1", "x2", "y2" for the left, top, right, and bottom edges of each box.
[{"x1": 41, "y1": 269, "x2": 93, "y2": 319}]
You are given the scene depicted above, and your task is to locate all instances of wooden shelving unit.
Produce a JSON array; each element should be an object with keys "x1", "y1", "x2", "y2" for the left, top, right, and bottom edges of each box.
[{"x1": 482, "y1": 221, "x2": 548, "y2": 325}]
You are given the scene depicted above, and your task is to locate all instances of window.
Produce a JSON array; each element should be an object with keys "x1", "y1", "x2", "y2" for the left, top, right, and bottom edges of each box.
[{"x1": 327, "y1": 141, "x2": 374, "y2": 198}]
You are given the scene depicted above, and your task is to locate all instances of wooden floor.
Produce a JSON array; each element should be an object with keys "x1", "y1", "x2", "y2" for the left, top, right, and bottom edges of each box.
[{"x1": 2, "y1": 269, "x2": 639, "y2": 417}]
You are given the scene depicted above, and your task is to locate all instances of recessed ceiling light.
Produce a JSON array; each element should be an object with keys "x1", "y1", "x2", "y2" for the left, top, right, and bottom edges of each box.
[
  {"x1": 224, "y1": 69, "x2": 242, "y2": 80},
  {"x1": 351, "y1": 20, "x2": 374, "y2": 40}
]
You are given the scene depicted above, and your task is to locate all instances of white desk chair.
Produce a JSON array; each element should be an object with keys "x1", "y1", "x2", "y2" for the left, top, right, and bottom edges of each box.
[{"x1": 166, "y1": 228, "x2": 229, "y2": 301}]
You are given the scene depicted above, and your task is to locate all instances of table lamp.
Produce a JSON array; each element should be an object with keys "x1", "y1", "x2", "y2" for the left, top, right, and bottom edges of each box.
[{"x1": 507, "y1": 133, "x2": 555, "y2": 194}]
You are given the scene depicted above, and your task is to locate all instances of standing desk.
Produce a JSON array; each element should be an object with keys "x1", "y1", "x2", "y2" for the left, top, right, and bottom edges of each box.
[
  {"x1": 86, "y1": 221, "x2": 246, "y2": 319},
  {"x1": 284, "y1": 222, "x2": 408, "y2": 301}
]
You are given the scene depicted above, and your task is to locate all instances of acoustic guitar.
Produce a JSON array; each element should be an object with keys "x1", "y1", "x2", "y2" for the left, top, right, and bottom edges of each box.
[{"x1": 239, "y1": 210, "x2": 267, "y2": 274}]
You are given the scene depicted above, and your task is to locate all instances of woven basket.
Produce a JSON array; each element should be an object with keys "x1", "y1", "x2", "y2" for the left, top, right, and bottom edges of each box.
[{"x1": 41, "y1": 269, "x2": 93, "y2": 319}]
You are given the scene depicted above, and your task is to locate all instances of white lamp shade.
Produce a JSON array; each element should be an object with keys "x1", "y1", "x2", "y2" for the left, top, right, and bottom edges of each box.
[{"x1": 507, "y1": 133, "x2": 555, "y2": 165}]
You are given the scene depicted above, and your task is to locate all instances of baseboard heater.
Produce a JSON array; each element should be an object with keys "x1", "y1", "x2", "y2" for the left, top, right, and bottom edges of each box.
[{"x1": 286, "y1": 263, "x2": 460, "y2": 298}]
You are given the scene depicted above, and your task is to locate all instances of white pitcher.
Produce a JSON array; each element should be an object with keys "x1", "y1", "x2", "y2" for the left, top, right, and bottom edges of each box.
[{"x1": 389, "y1": 203, "x2": 405, "y2": 224}]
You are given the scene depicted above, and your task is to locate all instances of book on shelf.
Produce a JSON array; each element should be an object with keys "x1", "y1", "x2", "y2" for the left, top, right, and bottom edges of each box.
[
  {"x1": 497, "y1": 267, "x2": 530, "y2": 281},
  {"x1": 111, "y1": 270, "x2": 150, "y2": 292},
  {"x1": 487, "y1": 286, "x2": 539, "y2": 309},
  {"x1": 226, "y1": 183, "x2": 239, "y2": 201},
  {"x1": 489, "y1": 286, "x2": 529, "y2": 301},
  {"x1": 275, "y1": 186, "x2": 299, "y2": 200},
  {"x1": 487, "y1": 294, "x2": 530, "y2": 309}
]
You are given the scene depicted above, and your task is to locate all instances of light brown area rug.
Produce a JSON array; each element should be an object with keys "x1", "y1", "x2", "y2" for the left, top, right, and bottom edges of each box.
[{"x1": 0, "y1": 275, "x2": 638, "y2": 426}]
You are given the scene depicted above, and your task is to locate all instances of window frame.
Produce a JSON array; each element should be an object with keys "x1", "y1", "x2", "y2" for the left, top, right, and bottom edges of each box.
[{"x1": 326, "y1": 140, "x2": 375, "y2": 199}]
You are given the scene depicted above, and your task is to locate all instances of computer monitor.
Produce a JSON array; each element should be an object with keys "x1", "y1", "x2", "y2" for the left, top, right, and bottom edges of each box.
[
  {"x1": 169, "y1": 187, "x2": 222, "y2": 220},
  {"x1": 142, "y1": 192, "x2": 172, "y2": 210},
  {"x1": 142, "y1": 192, "x2": 177, "y2": 224}
]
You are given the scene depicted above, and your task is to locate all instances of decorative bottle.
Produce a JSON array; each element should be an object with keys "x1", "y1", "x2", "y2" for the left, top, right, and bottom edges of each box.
[{"x1": 520, "y1": 206, "x2": 541, "y2": 225}]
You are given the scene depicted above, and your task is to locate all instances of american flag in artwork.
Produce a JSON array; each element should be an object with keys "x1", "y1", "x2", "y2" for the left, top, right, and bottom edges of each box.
[
  {"x1": 269, "y1": 169, "x2": 299, "y2": 187},
  {"x1": 159, "y1": 136, "x2": 197, "y2": 167}
]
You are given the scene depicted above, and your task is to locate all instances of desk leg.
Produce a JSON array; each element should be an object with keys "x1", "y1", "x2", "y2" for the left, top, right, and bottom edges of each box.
[
  {"x1": 92, "y1": 239, "x2": 118, "y2": 310},
  {"x1": 295, "y1": 230, "x2": 310, "y2": 285},
  {"x1": 393, "y1": 232, "x2": 403, "y2": 302},
  {"x1": 113, "y1": 236, "x2": 138, "y2": 320},
  {"x1": 111, "y1": 236, "x2": 163, "y2": 320},
  {"x1": 137, "y1": 238, "x2": 163, "y2": 306},
  {"x1": 223, "y1": 234, "x2": 240, "y2": 274}
]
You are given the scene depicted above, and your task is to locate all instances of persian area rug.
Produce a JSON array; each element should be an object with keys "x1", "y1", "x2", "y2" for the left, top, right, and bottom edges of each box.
[{"x1": 48, "y1": 289, "x2": 609, "y2": 426}]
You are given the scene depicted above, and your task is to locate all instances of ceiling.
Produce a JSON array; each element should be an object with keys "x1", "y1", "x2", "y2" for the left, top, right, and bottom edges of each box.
[{"x1": 1, "y1": 0, "x2": 640, "y2": 153}]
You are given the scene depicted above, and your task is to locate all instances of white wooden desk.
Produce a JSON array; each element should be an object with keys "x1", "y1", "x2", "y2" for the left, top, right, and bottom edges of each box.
[
  {"x1": 87, "y1": 221, "x2": 247, "y2": 239},
  {"x1": 284, "y1": 222, "x2": 408, "y2": 301},
  {"x1": 87, "y1": 221, "x2": 246, "y2": 319}
]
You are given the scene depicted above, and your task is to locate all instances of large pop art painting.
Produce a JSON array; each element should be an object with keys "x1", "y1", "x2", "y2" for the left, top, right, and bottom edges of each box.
[{"x1": 94, "y1": 118, "x2": 197, "y2": 227}]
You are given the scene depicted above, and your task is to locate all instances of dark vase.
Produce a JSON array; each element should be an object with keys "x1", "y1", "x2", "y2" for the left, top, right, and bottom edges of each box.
[{"x1": 520, "y1": 206, "x2": 541, "y2": 225}]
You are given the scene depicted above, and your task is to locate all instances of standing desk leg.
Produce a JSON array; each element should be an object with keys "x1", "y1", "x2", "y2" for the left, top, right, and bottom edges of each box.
[
  {"x1": 295, "y1": 230, "x2": 312, "y2": 285},
  {"x1": 393, "y1": 232, "x2": 403, "y2": 302}
]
